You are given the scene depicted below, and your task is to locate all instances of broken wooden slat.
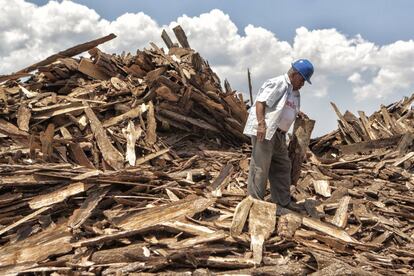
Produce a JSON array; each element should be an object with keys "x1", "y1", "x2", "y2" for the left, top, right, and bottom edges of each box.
[
  {"x1": 85, "y1": 106, "x2": 124, "y2": 170},
  {"x1": 313, "y1": 179, "x2": 331, "y2": 197},
  {"x1": 330, "y1": 196, "x2": 351, "y2": 229},
  {"x1": 161, "y1": 220, "x2": 215, "y2": 236},
  {"x1": 102, "y1": 104, "x2": 147, "y2": 128},
  {"x1": 0, "y1": 223, "x2": 72, "y2": 268},
  {"x1": 161, "y1": 29, "x2": 174, "y2": 49},
  {"x1": 16, "y1": 103, "x2": 31, "y2": 132},
  {"x1": 17, "y1": 33, "x2": 116, "y2": 74},
  {"x1": 114, "y1": 197, "x2": 216, "y2": 231},
  {"x1": 248, "y1": 199, "x2": 277, "y2": 264},
  {"x1": 91, "y1": 243, "x2": 148, "y2": 264},
  {"x1": 78, "y1": 58, "x2": 111, "y2": 80},
  {"x1": 0, "y1": 206, "x2": 51, "y2": 236},
  {"x1": 173, "y1": 25, "x2": 191, "y2": 48},
  {"x1": 40, "y1": 123, "x2": 55, "y2": 161},
  {"x1": 230, "y1": 196, "x2": 254, "y2": 237},
  {"x1": 146, "y1": 101, "x2": 157, "y2": 146},
  {"x1": 168, "y1": 230, "x2": 227, "y2": 249},
  {"x1": 288, "y1": 113, "x2": 315, "y2": 185},
  {"x1": 338, "y1": 134, "x2": 403, "y2": 154},
  {"x1": 28, "y1": 182, "x2": 89, "y2": 209},
  {"x1": 68, "y1": 186, "x2": 110, "y2": 229},
  {"x1": 302, "y1": 216, "x2": 360, "y2": 244},
  {"x1": 135, "y1": 148, "x2": 170, "y2": 166},
  {"x1": 123, "y1": 122, "x2": 142, "y2": 166}
]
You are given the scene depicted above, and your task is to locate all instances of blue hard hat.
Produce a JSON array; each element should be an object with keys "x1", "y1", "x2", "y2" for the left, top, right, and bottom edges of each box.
[{"x1": 292, "y1": 59, "x2": 314, "y2": 84}]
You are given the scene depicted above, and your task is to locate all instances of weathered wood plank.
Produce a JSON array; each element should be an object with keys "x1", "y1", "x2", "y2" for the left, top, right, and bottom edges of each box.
[
  {"x1": 85, "y1": 106, "x2": 124, "y2": 170},
  {"x1": 249, "y1": 199, "x2": 276, "y2": 264},
  {"x1": 29, "y1": 182, "x2": 89, "y2": 209}
]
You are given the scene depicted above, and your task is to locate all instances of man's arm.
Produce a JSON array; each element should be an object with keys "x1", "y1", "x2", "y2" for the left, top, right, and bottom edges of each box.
[{"x1": 256, "y1": 101, "x2": 266, "y2": 142}]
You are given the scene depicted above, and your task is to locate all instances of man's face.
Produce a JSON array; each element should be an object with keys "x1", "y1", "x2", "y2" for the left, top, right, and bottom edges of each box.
[{"x1": 291, "y1": 72, "x2": 305, "y2": 91}]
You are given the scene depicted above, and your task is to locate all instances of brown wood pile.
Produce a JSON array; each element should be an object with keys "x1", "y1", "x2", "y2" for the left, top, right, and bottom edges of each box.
[
  {"x1": 0, "y1": 27, "x2": 413, "y2": 275},
  {"x1": 0, "y1": 27, "x2": 248, "y2": 171}
]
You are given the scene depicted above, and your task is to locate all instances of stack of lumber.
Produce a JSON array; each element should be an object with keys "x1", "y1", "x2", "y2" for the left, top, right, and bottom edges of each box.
[{"x1": 0, "y1": 27, "x2": 413, "y2": 275}]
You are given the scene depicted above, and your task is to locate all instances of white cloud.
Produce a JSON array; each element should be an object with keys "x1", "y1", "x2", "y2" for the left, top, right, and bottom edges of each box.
[
  {"x1": 1, "y1": 0, "x2": 414, "y2": 135},
  {"x1": 348, "y1": 72, "x2": 362, "y2": 84}
]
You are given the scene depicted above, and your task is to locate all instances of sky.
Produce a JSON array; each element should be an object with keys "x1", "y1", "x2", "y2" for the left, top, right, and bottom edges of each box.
[{"x1": 1, "y1": 0, "x2": 414, "y2": 136}]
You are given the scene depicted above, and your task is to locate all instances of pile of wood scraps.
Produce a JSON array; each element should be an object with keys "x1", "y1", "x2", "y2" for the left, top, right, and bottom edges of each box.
[
  {"x1": 0, "y1": 26, "x2": 248, "y2": 171},
  {"x1": 0, "y1": 26, "x2": 413, "y2": 275}
]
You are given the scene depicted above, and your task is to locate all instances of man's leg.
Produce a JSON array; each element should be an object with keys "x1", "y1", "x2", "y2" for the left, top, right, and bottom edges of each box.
[
  {"x1": 247, "y1": 136, "x2": 274, "y2": 200},
  {"x1": 268, "y1": 132, "x2": 292, "y2": 206}
]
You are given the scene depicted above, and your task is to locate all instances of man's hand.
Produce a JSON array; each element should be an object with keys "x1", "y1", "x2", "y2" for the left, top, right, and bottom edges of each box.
[
  {"x1": 257, "y1": 120, "x2": 266, "y2": 142},
  {"x1": 297, "y1": 111, "x2": 308, "y2": 119}
]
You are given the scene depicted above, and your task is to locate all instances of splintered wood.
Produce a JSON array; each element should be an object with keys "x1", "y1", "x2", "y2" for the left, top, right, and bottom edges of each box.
[{"x1": 0, "y1": 26, "x2": 413, "y2": 275}]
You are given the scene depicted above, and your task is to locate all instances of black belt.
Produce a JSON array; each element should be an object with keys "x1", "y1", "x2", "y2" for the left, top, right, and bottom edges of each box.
[{"x1": 276, "y1": 128, "x2": 286, "y2": 135}]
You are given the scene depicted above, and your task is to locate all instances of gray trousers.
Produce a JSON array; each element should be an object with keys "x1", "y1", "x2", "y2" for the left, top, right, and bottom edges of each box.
[{"x1": 247, "y1": 131, "x2": 292, "y2": 206}]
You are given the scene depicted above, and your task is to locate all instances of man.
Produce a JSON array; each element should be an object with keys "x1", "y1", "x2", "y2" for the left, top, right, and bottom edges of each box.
[{"x1": 243, "y1": 59, "x2": 314, "y2": 211}]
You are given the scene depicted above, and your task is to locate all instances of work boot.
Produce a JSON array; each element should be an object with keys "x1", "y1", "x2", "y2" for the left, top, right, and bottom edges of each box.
[
  {"x1": 284, "y1": 201, "x2": 304, "y2": 213},
  {"x1": 276, "y1": 201, "x2": 304, "y2": 216}
]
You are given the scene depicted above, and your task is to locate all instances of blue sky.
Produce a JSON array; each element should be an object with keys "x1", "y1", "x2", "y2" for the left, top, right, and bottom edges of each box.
[
  {"x1": 27, "y1": 0, "x2": 414, "y2": 45},
  {"x1": 3, "y1": 0, "x2": 414, "y2": 136}
]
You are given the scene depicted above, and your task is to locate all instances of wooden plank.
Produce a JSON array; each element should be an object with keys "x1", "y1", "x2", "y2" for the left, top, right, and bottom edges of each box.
[
  {"x1": 102, "y1": 104, "x2": 147, "y2": 128},
  {"x1": 135, "y1": 148, "x2": 170, "y2": 166},
  {"x1": 161, "y1": 220, "x2": 215, "y2": 236},
  {"x1": 313, "y1": 179, "x2": 331, "y2": 197},
  {"x1": 69, "y1": 143, "x2": 96, "y2": 169},
  {"x1": 158, "y1": 108, "x2": 220, "y2": 133},
  {"x1": 168, "y1": 230, "x2": 227, "y2": 249},
  {"x1": 330, "y1": 196, "x2": 351, "y2": 228},
  {"x1": 16, "y1": 103, "x2": 31, "y2": 132},
  {"x1": 146, "y1": 101, "x2": 157, "y2": 146},
  {"x1": 17, "y1": 33, "x2": 116, "y2": 74},
  {"x1": 173, "y1": 25, "x2": 191, "y2": 48},
  {"x1": 91, "y1": 243, "x2": 148, "y2": 264},
  {"x1": 85, "y1": 106, "x2": 124, "y2": 170},
  {"x1": 248, "y1": 199, "x2": 276, "y2": 264},
  {"x1": 288, "y1": 114, "x2": 315, "y2": 185},
  {"x1": 0, "y1": 223, "x2": 72, "y2": 267},
  {"x1": 32, "y1": 103, "x2": 86, "y2": 120},
  {"x1": 302, "y1": 216, "x2": 360, "y2": 244},
  {"x1": 338, "y1": 134, "x2": 403, "y2": 154},
  {"x1": 230, "y1": 196, "x2": 254, "y2": 237},
  {"x1": 0, "y1": 206, "x2": 51, "y2": 236},
  {"x1": 123, "y1": 122, "x2": 142, "y2": 166},
  {"x1": 247, "y1": 68, "x2": 253, "y2": 105},
  {"x1": 0, "y1": 119, "x2": 29, "y2": 138},
  {"x1": 78, "y1": 58, "x2": 111, "y2": 80},
  {"x1": 40, "y1": 123, "x2": 55, "y2": 161},
  {"x1": 28, "y1": 182, "x2": 89, "y2": 209},
  {"x1": 396, "y1": 132, "x2": 414, "y2": 154},
  {"x1": 161, "y1": 29, "x2": 174, "y2": 49},
  {"x1": 114, "y1": 197, "x2": 216, "y2": 231},
  {"x1": 68, "y1": 186, "x2": 110, "y2": 229},
  {"x1": 211, "y1": 163, "x2": 234, "y2": 196}
]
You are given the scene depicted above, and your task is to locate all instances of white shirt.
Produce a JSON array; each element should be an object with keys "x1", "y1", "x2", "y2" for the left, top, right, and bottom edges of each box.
[
  {"x1": 243, "y1": 74, "x2": 300, "y2": 140},
  {"x1": 278, "y1": 89, "x2": 300, "y2": 132}
]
